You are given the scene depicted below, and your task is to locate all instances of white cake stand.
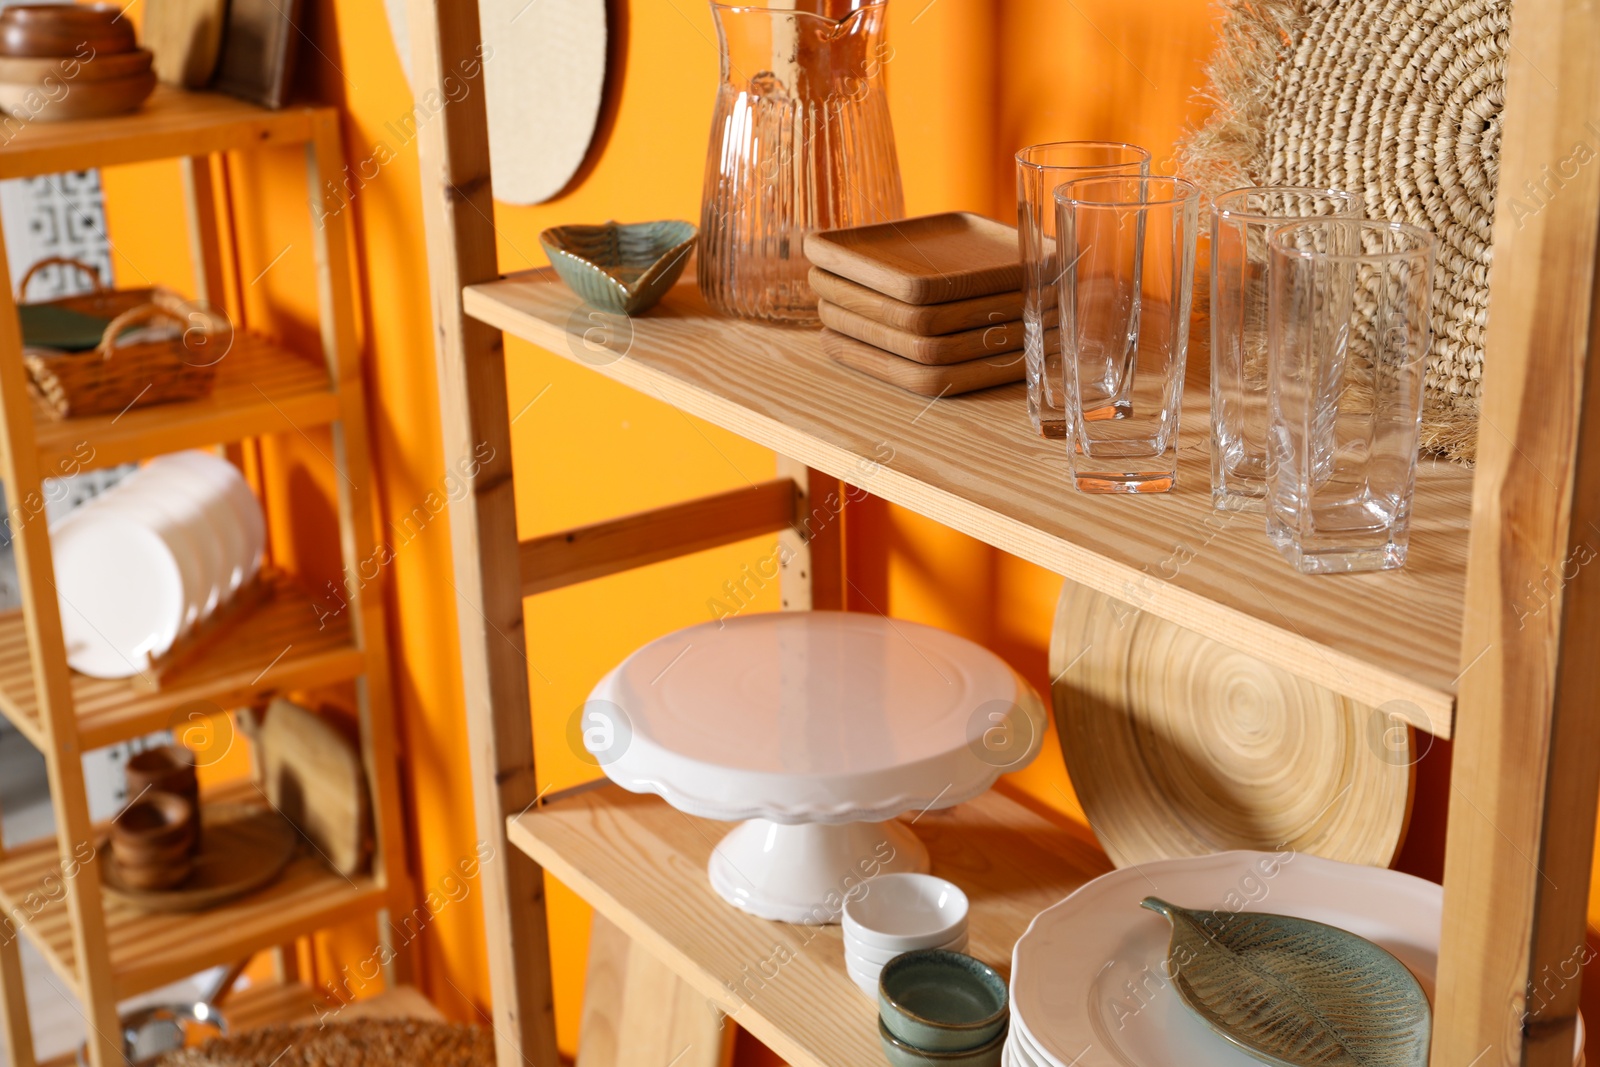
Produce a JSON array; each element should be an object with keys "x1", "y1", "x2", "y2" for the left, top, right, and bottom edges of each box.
[{"x1": 585, "y1": 611, "x2": 1046, "y2": 923}]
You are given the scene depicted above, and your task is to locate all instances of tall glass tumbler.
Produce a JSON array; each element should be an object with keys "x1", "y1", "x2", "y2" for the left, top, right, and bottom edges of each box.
[
  {"x1": 1266, "y1": 219, "x2": 1437, "y2": 573},
  {"x1": 1055, "y1": 176, "x2": 1202, "y2": 494},
  {"x1": 1210, "y1": 187, "x2": 1356, "y2": 511},
  {"x1": 1016, "y1": 142, "x2": 1150, "y2": 437}
]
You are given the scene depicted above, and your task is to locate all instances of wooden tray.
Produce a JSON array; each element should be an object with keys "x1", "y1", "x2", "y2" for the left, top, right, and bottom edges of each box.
[
  {"x1": 803, "y1": 212, "x2": 1023, "y2": 305},
  {"x1": 807, "y1": 267, "x2": 1026, "y2": 336},
  {"x1": 100, "y1": 802, "x2": 298, "y2": 913},
  {"x1": 817, "y1": 299, "x2": 1024, "y2": 365},
  {"x1": 820, "y1": 329, "x2": 1024, "y2": 397}
]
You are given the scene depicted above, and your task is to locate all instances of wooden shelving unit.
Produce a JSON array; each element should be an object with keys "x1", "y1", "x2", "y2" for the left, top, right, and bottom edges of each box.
[
  {"x1": 0, "y1": 89, "x2": 409, "y2": 1067},
  {"x1": 408, "y1": 1, "x2": 1600, "y2": 1066}
]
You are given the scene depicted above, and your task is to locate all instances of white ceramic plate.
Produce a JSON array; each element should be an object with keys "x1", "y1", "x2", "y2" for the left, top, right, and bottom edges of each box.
[
  {"x1": 126, "y1": 462, "x2": 245, "y2": 609},
  {"x1": 145, "y1": 451, "x2": 263, "y2": 589},
  {"x1": 52, "y1": 507, "x2": 185, "y2": 678},
  {"x1": 591, "y1": 611, "x2": 1046, "y2": 823},
  {"x1": 1010, "y1": 851, "x2": 1584, "y2": 1067},
  {"x1": 118, "y1": 469, "x2": 227, "y2": 621}
]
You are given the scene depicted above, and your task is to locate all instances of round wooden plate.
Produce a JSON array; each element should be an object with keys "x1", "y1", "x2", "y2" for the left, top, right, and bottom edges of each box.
[
  {"x1": 101, "y1": 802, "x2": 297, "y2": 913},
  {"x1": 1049, "y1": 581, "x2": 1414, "y2": 869}
]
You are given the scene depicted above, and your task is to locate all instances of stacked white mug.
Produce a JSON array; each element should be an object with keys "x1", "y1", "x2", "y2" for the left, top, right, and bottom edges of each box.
[
  {"x1": 51, "y1": 450, "x2": 265, "y2": 679},
  {"x1": 841, "y1": 873, "x2": 970, "y2": 997}
]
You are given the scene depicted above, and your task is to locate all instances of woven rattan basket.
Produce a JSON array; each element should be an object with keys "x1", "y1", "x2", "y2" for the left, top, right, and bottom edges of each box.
[
  {"x1": 153, "y1": 1018, "x2": 493, "y2": 1067},
  {"x1": 18, "y1": 257, "x2": 229, "y2": 419},
  {"x1": 1182, "y1": 0, "x2": 1507, "y2": 462}
]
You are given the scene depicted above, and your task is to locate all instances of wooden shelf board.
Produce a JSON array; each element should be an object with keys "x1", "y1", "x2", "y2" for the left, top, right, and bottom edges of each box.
[
  {"x1": 31, "y1": 333, "x2": 338, "y2": 475},
  {"x1": 0, "y1": 782, "x2": 386, "y2": 1000},
  {"x1": 0, "y1": 572, "x2": 363, "y2": 751},
  {"x1": 467, "y1": 272, "x2": 1471, "y2": 737},
  {"x1": 0, "y1": 88, "x2": 318, "y2": 180},
  {"x1": 508, "y1": 783, "x2": 1112, "y2": 1067}
]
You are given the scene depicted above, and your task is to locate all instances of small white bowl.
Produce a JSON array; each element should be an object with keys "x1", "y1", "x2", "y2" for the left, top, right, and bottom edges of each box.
[
  {"x1": 844, "y1": 927, "x2": 967, "y2": 967},
  {"x1": 846, "y1": 954, "x2": 883, "y2": 997},
  {"x1": 843, "y1": 873, "x2": 970, "y2": 952}
]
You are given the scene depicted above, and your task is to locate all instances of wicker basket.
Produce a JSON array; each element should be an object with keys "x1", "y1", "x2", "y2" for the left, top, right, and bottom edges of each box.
[{"x1": 18, "y1": 257, "x2": 229, "y2": 419}]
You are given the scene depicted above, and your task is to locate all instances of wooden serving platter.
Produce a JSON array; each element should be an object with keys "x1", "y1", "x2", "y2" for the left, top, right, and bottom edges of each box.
[
  {"x1": 818, "y1": 300, "x2": 1024, "y2": 365},
  {"x1": 807, "y1": 268, "x2": 1026, "y2": 336},
  {"x1": 820, "y1": 329, "x2": 1024, "y2": 397},
  {"x1": 803, "y1": 212, "x2": 1023, "y2": 304},
  {"x1": 100, "y1": 802, "x2": 298, "y2": 913}
]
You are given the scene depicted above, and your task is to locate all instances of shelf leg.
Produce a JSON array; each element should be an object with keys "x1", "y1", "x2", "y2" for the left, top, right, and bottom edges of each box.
[
  {"x1": 1433, "y1": 0, "x2": 1600, "y2": 1061},
  {"x1": 576, "y1": 914, "x2": 734, "y2": 1067},
  {"x1": 405, "y1": 3, "x2": 561, "y2": 1063},
  {"x1": 777, "y1": 459, "x2": 845, "y2": 612},
  {"x1": 0, "y1": 175, "x2": 121, "y2": 1067},
  {"x1": 180, "y1": 154, "x2": 230, "y2": 312},
  {"x1": 0, "y1": 909, "x2": 35, "y2": 1067}
]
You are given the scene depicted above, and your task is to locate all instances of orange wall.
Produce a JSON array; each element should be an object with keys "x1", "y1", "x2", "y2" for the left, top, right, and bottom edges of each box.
[{"x1": 94, "y1": 0, "x2": 1597, "y2": 1060}]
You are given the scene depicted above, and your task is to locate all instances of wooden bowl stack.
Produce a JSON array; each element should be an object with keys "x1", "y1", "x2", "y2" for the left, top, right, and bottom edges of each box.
[
  {"x1": 803, "y1": 212, "x2": 1029, "y2": 398},
  {"x1": 0, "y1": 4, "x2": 157, "y2": 122},
  {"x1": 109, "y1": 791, "x2": 196, "y2": 891}
]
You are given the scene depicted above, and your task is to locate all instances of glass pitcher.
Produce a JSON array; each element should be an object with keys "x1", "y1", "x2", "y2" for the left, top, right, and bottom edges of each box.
[{"x1": 699, "y1": 0, "x2": 905, "y2": 324}]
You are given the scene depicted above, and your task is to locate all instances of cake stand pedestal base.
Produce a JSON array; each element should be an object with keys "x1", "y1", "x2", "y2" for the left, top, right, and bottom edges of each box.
[{"x1": 707, "y1": 817, "x2": 930, "y2": 924}]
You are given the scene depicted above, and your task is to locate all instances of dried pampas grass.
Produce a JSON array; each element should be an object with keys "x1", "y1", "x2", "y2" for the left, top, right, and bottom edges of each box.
[{"x1": 1181, "y1": 0, "x2": 1508, "y2": 463}]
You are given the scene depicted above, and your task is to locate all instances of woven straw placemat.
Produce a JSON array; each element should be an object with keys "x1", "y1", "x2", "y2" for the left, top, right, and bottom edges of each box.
[{"x1": 1183, "y1": 0, "x2": 1508, "y2": 462}]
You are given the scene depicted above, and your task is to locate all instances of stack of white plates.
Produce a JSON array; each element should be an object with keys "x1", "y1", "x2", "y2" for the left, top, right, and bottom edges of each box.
[
  {"x1": 52, "y1": 450, "x2": 265, "y2": 679},
  {"x1": 842, "y1": 873, "x2": 969, "y2": 997},
  {"x1": 1004, "y1": 851, "x2": 1585, "y2": 1067}
]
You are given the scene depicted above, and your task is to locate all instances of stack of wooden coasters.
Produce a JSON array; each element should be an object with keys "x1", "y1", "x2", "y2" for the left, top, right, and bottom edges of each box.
[{"x1": 803, "y1": 212, "x2": 1029, "y2": 397}]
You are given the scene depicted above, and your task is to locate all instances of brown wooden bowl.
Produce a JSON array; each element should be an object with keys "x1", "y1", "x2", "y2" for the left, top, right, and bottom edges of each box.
[
  {"x1": 110, "y1": 792, "x2": 194, "y2": 852},
  {"x1": 113, "y1": 855, "x2": 193, "y2": 891},
  {"x1": 110, "y1": 826, "x2": 194, "y2": 870},
  {"x1": 0, "y1": 68, "x2": 156, "y2": 121},
  {"x1": 0, "y1": 4, "x2": 135, "y2": 58},
  {"x1": 0, "y1": 48, "x2": 151, "y2": 84}
]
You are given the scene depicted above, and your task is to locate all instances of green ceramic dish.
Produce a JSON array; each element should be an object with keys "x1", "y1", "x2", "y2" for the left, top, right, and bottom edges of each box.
[
  {"x1": 876, "y1": 1018, "x2": 1006, "y2": 1067},
  {"x1": 1142, "y1": 897, "x2": 1431, "y2": 1067},
  {"x1": 877, "y1": 949, "x2": 1008, "y2": 1053},
  {"x1": 540, "y1": 220, "x2": 697, "y2": 315}
]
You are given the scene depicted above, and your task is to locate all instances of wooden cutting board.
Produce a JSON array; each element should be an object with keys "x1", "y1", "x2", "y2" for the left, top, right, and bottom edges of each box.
[
  {"x1": 808, "y1": 268, "x2": 1028, "y2": 336},
  {"x1": 1049, "y1": 580, "x2": 1414, "y2": 869},
  {"x1": 382, "y1": 0, "x2": 607, "y2": 205},
  {"x1": 243, "y1": 698, "x2": 371, "y2": 877},
  {"x1": 818, "y1": 300, "x2": 1024, "y2": 365},
  {"x1": 821, "y1": 329, "x2": 1024, "y2": 397},
  {"x1": 145, "y1": 0, "x2": 227, "y2": 88},
  {"x1": 804, "y1": 213, "x2": 1024, "y2": 304}
]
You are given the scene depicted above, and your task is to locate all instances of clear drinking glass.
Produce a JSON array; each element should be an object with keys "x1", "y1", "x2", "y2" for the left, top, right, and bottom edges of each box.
[
  {"x1": 1016, "y1": 142, "x2": 1150, "y2": 438},
  {"x1": 1210, "y1": 187, "x2": 1357, "y2": 512},
  {"x1": 698, "y1": 0, "x2": 905, "y2": 324},
  {"x1": 1266, "y1": 218, "x2": 1437, "y2": 573},
  {"x1": 1055, "y1": 175, "x2": 1202, "y2": 493}
]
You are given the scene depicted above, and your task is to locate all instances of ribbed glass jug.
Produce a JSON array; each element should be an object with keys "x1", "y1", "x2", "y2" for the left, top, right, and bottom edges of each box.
[{"x1": 698, "y1": 0, "x2": 905, "y2": 324}]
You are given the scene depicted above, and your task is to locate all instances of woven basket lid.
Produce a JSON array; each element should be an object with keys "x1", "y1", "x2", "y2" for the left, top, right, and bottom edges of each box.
[{"x1": 1183, "y1": 0, "x2": 1508, "y2": 463}]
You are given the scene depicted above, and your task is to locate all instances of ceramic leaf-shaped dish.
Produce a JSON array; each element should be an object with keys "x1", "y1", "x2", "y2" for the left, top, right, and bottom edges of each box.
[
  {"x1": 540, "y1": 220, "x2": 697, "y2": 315},
  {"x1": 1141, "y1": 897, "x2": 1430, "y2": 1067}
]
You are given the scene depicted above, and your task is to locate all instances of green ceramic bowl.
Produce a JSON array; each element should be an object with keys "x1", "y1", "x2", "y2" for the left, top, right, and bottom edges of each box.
[
  {"x1": 539, "y1": 220, "x2": 697, "y2": 315},
  {"x1": 877, "y1": 949, "x2": 1009, "y2": 1053},
  {"x1": 876, "y1": 1017, "x2": 1006, "y2": 1067}
]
